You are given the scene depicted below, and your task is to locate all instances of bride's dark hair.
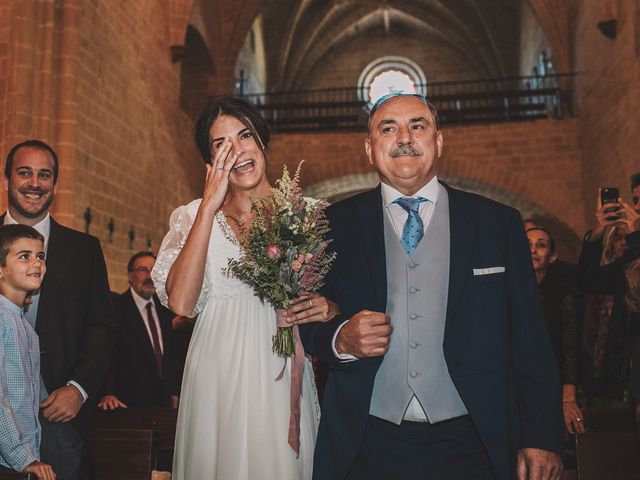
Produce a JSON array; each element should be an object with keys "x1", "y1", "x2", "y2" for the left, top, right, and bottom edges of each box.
[{"x1": 194, "y1": 96, "x2": 271, "y2": 164}]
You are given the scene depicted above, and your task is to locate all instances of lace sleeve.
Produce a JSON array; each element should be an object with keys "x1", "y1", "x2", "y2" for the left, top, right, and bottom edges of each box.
[{"x1": 152, "y1": 200, "x2": 210, "y2": 318}]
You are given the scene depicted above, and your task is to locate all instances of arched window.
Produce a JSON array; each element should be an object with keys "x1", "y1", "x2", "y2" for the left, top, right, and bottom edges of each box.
[{"x1": 358, "y1": 56, "x2": 426, "y2": 109}]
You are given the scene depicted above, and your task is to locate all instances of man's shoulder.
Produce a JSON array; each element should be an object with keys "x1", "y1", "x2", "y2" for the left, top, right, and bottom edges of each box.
[
  {"x1": 50, "y1": 218, "x2": 101, "y2": 248},
  {"x1": 327, "y1": 187, "x2": 379, "y2": 218},
  {"x1": 116, "y1": 289, "x2": 133, "y2": 304},
  {"x1": 444, "y1": 183, "x2": 519, "y2": 220}
]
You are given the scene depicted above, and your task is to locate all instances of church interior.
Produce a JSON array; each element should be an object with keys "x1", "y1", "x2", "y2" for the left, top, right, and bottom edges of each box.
[{"x1": 1, "y1": 0, "x2": 639, "y2": 478}]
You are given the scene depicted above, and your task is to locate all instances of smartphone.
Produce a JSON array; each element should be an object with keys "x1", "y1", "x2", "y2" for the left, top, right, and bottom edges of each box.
[
  {"x1": 601, "y1": 187, "x2": 620, "y2": 205},
  {"x1": 601, "y1": 187, "x2": 621, "y2": 219}
]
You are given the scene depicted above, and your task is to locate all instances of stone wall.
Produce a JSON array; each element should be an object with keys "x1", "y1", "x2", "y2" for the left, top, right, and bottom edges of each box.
[{"x1": 573, "y1": 0, "x2": 640, "y2": 215}]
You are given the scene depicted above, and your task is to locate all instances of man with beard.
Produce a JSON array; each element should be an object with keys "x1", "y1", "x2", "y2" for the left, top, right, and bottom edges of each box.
[
  {"x1": 98, "y1": 252, "x2": 180, "y2": 410},
  {"x1": 2, "y1": 139, "x2": 116, "y2": 480}
]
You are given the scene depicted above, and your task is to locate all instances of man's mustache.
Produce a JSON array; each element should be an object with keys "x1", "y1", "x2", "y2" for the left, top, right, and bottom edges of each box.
[
  {"x1": 143, "y1": 280, "x2": 155, "y2": 287},
  {"x1": 390, "y1": 145, "x2": 423, "y2": 158}
]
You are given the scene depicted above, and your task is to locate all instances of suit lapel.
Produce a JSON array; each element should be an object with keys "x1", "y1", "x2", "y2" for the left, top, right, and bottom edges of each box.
[
  {"x1": 355, "y1": 186, "x2": 387, "y2": 312},
  {"x1": 124, "y1": 290, "x2": 161, "y2": 374},
  {"x1": 37, "y1": 219, "x2": 72, "y2": 326},
  {"x1": 444, "y1": 184, "x2": 475, "y2": 334}
]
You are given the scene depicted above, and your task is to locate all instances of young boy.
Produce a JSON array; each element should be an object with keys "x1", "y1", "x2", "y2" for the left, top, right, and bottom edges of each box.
[{"x1": 0, "y1": 224, "x2": 55, "y2": 480}]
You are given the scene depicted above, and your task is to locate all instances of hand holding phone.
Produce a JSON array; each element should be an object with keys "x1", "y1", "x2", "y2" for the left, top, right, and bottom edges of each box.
[{"x1": 600, "y1": 187, "x2": 621, "y2": 219}]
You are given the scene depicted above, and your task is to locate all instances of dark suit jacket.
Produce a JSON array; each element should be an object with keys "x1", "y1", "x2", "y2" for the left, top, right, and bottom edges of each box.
[
  {"x1": 300, "y1": 183, "x2": 563, "y2": 480},
  {"x1": 102, "y1": 290, "x2": 180, "y2": 406},
  {"x1": 5, "y1": 215, "x2": 118, "y2": 437}
]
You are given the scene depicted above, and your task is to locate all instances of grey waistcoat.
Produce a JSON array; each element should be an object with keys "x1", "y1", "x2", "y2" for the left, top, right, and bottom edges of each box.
[{"x1": 369, "y1": 185, "x2": 468, "y2": 424}]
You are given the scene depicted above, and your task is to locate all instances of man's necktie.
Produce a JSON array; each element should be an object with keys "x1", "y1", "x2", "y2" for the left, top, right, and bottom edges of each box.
[
  {"x1": 393, "y1": 197, "x2": 427, "y2": 256},
  {"x1": 145, "y1": 302, "x2": 164, "y2": 379}
]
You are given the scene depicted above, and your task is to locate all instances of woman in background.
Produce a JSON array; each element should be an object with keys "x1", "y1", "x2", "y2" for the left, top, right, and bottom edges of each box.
[{"x1": 527, "y1": 226, "x2": 584, "y2": 435}]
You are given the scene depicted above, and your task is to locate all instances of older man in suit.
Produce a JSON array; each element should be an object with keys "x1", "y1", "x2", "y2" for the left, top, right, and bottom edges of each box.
[
  {"x1": 98, "y1": 252, "x2": 180, "y2": 409},
  {"x1": 2, "y1": 139, "x2": 116, "y2": 479},
  {"x1": 298, "y1": 94, "x2": 563, "y2": 480}
]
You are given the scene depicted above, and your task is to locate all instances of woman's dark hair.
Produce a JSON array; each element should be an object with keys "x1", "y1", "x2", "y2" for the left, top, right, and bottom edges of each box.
[{"x1": 194, "y1": 97, "x2": 270, "y2": 164}]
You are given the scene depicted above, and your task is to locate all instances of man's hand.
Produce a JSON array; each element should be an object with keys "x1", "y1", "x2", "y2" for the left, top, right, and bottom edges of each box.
[
  {"x1": 335, "y1": 310, "x2": 392, "y2": 358},
  {"x1": 40, "y1": 385, "x2": 84, "y2": 422},
  {"x1": 24, "y1": 460, "x2": 56, "y2": 480},
  {"x1": 97, "y1": 395, "x2": 127, "y2": 411},
  {"x1": 516, "y1": 448, "x2": 562, "y2": 480},
  {"x1": 170, "y1": 395, "x2": 180, "y2": 409}
]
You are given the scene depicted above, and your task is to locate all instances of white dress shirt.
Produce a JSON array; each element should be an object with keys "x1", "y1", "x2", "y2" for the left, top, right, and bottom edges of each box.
[
  {"x1": 130, "y1": 288, "x2": 164, "y2": 354},
  {"x1": 332, "y1": 176, "x2": 440, "y2": 421},
  {"x1": 3, "y1": 211, "x2": 88, "y2": 401}
]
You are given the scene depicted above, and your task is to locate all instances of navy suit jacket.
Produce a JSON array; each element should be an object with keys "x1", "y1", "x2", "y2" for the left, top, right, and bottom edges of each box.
[
  {"x1": 300, "y1": 183, "x2": 563, "y2": 480},
  {"x1": 102, "y1": 290, "x2": 180, "y2": 407}
]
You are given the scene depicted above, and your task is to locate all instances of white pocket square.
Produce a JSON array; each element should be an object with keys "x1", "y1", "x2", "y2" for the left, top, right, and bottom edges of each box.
[{"x1": 473, "y1": 267, "x2": 505, "y2": 276}]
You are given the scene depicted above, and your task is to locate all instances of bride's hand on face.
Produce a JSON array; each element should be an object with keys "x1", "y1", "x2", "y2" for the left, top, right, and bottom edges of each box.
[
  {"x1": 201, "y1": 138, "x2": 238, "y2": 213},
  {"x1": 284, "y1": 294, "x2": 340, "y2": 325}
]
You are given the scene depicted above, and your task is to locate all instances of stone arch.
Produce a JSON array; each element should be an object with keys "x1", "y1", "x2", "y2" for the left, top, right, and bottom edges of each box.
[
  {"x1": 167, "y1": 0, "x2": 195, "y2": 50},
  {"x1": 525, "y1": 0, "x2": 575, "y2": 73},
  {"x1": 179, "y1": 24, "x2": 217, "y2": 120}
]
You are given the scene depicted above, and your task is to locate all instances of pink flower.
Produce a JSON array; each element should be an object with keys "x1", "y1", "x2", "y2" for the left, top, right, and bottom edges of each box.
[
  {"x1": 297, "y1": 254, "x2": 305, "y2": 263},
  {"x1": 267, "y1": 244, "x2": 282, "y2": 259},
  {"x1": 304, "y1": 253, "x2": 313, "y2": 263},
  {"x1": 291, "y1": 260, "x2": 302, "y2": 272}
]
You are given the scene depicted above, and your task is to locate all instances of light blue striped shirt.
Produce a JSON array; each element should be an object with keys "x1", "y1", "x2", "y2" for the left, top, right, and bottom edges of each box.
[{"x1": 0, "y1": 294, "x2": 40, "y2": 471}]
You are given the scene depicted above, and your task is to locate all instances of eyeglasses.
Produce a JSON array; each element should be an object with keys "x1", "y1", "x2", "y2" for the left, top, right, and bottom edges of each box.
[{"x1": 132, "y1": 267, "x2": 151, "y2": 274}]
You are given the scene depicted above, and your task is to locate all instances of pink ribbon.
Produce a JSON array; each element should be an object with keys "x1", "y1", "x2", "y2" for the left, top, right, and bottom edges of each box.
[{"x1": 275, "y1": 309, "x2": 305, "y2": 457}]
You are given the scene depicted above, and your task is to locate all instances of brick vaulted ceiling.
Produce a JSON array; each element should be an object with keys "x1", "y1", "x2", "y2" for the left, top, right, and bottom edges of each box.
[{"x1": 256, "y1": 0, "x2": 522, "y2": 91}]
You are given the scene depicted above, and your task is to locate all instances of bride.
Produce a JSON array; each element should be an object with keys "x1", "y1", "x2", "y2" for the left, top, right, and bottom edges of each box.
[{"x1": 152, "y1": 97, "x2": 338, "y2": 480}]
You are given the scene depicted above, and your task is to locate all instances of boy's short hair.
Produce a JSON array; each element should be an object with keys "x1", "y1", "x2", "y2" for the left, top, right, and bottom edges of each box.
[{"x1": 0, "y1": 224, "x2": 45, "y2": 267}]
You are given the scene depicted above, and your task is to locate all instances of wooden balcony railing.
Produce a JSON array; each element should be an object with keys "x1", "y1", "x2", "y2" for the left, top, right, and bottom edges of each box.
[{"x1": 239, "y1": 73, "x2": 576, "y2": 132}]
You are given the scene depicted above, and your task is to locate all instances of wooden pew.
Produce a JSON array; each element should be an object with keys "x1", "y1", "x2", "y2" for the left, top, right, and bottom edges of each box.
[
  {"x1": 575, "y1": 432, "x2": 640, "y2": 480},
  {"x1": 93, "y1": 428, "x2": 156, "y2": 480},
  {"x1": 95, "y1": 408, "x2": 178, "y2": 470},
  {"x1": 0, "y1": 473, "x2": 35, "y2": 480},
  {"x1": 583, "y1": 408, "x2": 637, "y2": 433}
]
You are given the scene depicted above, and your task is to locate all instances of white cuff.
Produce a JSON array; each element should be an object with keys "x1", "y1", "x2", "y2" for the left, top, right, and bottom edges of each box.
[
  {"x1": 66, "y1": 381, "x2": 88, "y2": 403},
  {"x1": 332, "y1": 319, "x2": 358, "y2": 362}
]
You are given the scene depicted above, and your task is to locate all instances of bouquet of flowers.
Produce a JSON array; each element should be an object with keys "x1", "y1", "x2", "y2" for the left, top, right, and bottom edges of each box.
[{"x1": 225, "y1": 162, "x2": 336, "y2": 357}]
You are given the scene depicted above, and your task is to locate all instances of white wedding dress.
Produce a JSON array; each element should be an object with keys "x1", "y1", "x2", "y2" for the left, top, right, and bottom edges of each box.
[{"x1": 152, "y1": 199, "x2": 320, "y2": 480}]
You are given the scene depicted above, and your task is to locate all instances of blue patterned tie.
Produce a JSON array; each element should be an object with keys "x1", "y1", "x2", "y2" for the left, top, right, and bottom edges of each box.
[{"x1": 393, "y1": 197, "x2": 427, "y2": 255}]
